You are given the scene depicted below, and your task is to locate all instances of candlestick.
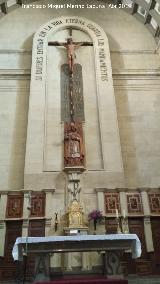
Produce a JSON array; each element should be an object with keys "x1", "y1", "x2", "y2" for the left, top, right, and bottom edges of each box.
[
  {"x1": 116, "y1": 217, "x2": 122, "y2": 234},
  {"x1": 123, "y1": 209, "x2": 126, "y2": 219},
  {"x1": 122, "y1": 216, "x2": 129, "y2": 234},
  {"x1": 115, "y1": 209, "x2": 118, "y2": 218},
  {"x1": 55, "y1": 212, "x2": 58, "y2": 232}
]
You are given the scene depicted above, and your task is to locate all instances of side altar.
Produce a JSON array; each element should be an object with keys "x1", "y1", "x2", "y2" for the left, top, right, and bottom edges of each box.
[{"x1": 12, "y1": 234, "x2": 141, "y2": 281}]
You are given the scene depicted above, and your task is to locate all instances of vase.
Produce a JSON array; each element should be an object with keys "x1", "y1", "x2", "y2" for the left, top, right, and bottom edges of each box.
[{"x1": 94, "y1": 219, "x2": 97, "y2": 231}]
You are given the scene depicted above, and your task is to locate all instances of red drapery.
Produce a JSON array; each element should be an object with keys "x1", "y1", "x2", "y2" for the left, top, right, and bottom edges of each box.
[{"x1": 34, "y1": 278, "x2": 128, "y2": 284}]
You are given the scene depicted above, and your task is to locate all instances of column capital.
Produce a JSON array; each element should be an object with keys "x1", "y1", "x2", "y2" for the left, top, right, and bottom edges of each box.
[
  {"x1": 141, "y1": 191, "x2": 150, "y2": 216},
  {"x1": 42, "y1": 189, "x2": 56, "y2": 194},
  {"x1": 137, "y1": 187, "x2": 151, "y2": 193}
]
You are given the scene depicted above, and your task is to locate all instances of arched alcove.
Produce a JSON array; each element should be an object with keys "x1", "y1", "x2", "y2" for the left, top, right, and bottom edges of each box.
[{"x1": 25, "y1": 16, "x2": 124, "y2": 190}]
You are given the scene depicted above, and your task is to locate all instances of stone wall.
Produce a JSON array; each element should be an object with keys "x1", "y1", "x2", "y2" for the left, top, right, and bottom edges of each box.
[{"x1": 0, "y1": 0, "x2": 159, "y2": 192}]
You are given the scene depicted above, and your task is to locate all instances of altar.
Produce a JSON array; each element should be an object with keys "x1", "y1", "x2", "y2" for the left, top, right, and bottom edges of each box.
[{"x1": 12, "y1": 234, "x2": 141, "y2": 281}]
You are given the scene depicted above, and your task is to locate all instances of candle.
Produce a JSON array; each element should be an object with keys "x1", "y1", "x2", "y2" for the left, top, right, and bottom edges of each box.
[
  {"x1": 116, "y1": 209, "x2": 118, "y2": 218},
  {"x1": 123, "y1": 210, "x2": 126, "y2": 219}
]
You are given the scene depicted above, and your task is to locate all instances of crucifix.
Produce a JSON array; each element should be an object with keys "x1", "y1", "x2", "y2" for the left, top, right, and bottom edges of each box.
[
  {"x1": 48, "y1": 37, "x2": 93, "y2": 75},
  {"x1": 48, "y1": 33, "x2": 92, "y2": 168},
  {"x1": 48, "y1": 37, "x2": 92, "y2": 122}
]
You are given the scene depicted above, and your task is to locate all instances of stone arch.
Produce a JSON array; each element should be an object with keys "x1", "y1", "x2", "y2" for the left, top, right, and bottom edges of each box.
[
  {"x1": 25, "y1": 16, "x2": 124, "y2": 188},
  {"x1": 31, "y1": 16, "x2": 112, "y2": 84}
]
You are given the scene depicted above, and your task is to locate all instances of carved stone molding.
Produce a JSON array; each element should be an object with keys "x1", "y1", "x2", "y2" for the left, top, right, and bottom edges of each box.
[
  {"x1": 42, "y1": 188, "x2": 55, "y2": 194},
  {"x1": 0, "y1": 49, "x2": 32, "y2": 54}
]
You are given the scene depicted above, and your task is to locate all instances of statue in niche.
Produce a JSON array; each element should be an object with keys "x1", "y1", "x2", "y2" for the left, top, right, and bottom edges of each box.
[
  {"x1": 68, "y1": 200, "x2": 83, "y2": 228},
  {"x1": 64, "y1": 121, "x2": 84, "y2": 167}
]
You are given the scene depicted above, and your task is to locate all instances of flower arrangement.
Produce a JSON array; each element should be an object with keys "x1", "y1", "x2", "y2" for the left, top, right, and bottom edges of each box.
[
  {"x1": 88, "y1": 209, "x2": 103, "y2": 221},
  {"x1": 88, "y1": 209, "x2": 103, "y2": 230}
]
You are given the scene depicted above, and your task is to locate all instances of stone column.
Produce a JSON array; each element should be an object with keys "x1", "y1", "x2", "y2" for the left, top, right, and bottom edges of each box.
[
  {"x1": 119, "y1": 191, "x2": 129, "y2": 233},
  {"x1": 119, "y1": 191, "x2": 128, "y2": 215},
  {"x1": 143, "y1": 216, "x2": 154, "y2": 252},
  {"x1": 96, "y1": 189, "x2": 105, "y2": 214},
  {"x1": 82, "y1": 252, "x2": 90, "y2": 270},
  {"x1": 95, "y1": 189, "x2": 106, "y2": 234},
  {"x1": 45, "y1": 189, "x2": 63, "y2": 270},
  {"x1": 0, "y1": 193, "x2": 7, "y2": 256},
  {"x1": 43, "y1": 189, "x2": 55, "y2": 236},
  {"x1": 64, "y1": 228, "x2": 90, "y2": 271},
  {"x1": 67, "y1": 172, "x2": 82, "y2": 205},
  {"x1": 65, "y1": 253, "x2": 73, "y2": 271},
  {"x1": 0, "y1": 221, "x2": 6, "y2": 256},
  {"x1": 141, "y1": 190, "x2": 150, "y2": 215},
  {"x1": 0, "y1": 192, "x2": 7, "y2": 219},
  {"x1": 80, "y1": 229, "x2": 90, "y2": 271},
  {"x1": 141, "y1": 190, "x2": 154, "y2": 252},
  {"x1": 22, "y1": 191, "x2": 31, "y2": 237},
  {"x1": 62, "y1": 227, "x2": 72, "y2": 272},
  {"x1": 22, "y1": 219, "x2": 29, "y2": 238}
]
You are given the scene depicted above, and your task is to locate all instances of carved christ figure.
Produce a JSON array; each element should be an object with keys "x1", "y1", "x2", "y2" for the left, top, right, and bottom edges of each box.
[
  {"x1": 48, "y1": 38, "x2": 93, "y2": 74},
  {"x1": 60, "y1": 38, "x2": 83, "y2": 74},
  {"x1": 64, "y1": 121, "x2": 84, "y2": 167}
]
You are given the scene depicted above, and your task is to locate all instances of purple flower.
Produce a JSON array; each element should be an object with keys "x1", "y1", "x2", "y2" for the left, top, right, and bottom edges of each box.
[{"x1": 88, "y1": 209, "x2": 103, "y2": 221}]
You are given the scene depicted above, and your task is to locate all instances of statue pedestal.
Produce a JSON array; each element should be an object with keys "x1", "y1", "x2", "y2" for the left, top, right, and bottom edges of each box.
[
  {"x1": 64, "y1": 227, "x2": 89, "y2": 271},
  {"x1": 64, "y1": 166, "x2": 85, "y2": 173}
]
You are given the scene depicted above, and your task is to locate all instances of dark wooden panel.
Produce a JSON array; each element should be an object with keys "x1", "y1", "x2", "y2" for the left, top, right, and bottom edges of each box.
[
  {"x1": 135, "y1": 260, "x2": 152, "y2": 275},
  {"x1": 105, "y1": 218, "x2": 117, "y2": 234},
  {"x1": 28, "y1": 219, "x2": 45, "y2": 237},
  {"x1": 149, "y1": 194, "x2": 160, "y2": 214},
  {"x1": 30, "y1": 192, "x2": 46, "y2": 217},
  {"x1": 127, "y1": 193, "x2": 143, "y2": 215},
  {"x1": 128, "y1": 218, "x2": 147, "y2": 259},
  {"x1": 6, "y1": 194, "x2": 23, "y2": 218},
  {"x1": 4, "y1": 221, "x2": 22, "y2": 263},
  {"x1": 128, "y1": 218, "x2": 152, "y2": 275},
  {"x1": 105, "y1": 193, "x2": 121, "y2": 215},
  {"x1": 151, "y1": 217, "x2": 160, "y2": 274},
  {"x1": 106, "y1": 217, "x2": 159, "y2": 276},
  {"x1": 26, "y1": 219, "x2": 45, "y2": 280},
  {"x1": 0, "y1": 221, "x2": 22, "y2": 280}
]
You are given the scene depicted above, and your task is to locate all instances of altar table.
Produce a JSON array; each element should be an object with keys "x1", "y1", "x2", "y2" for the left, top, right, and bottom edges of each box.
[{"x1": 12, "y1": 234, "x2": 141, "y2": 281}]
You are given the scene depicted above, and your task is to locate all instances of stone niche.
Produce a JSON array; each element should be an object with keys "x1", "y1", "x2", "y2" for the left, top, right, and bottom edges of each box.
[{"x1": 24, "y1": 16, "x2": 124, "y2": 192}]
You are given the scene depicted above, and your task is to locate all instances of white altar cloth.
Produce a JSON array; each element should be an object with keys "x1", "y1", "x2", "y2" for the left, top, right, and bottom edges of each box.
[{"x1": 12, "y1": 234, "x2": 141, "y2": 261}]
